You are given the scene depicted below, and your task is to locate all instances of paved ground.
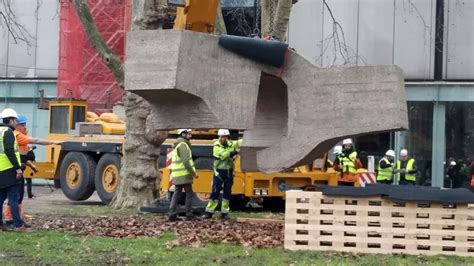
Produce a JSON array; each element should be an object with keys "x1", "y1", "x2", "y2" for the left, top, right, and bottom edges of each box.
[{"x1": 21, "y1": 185, "x2": 103, "y2": 215}]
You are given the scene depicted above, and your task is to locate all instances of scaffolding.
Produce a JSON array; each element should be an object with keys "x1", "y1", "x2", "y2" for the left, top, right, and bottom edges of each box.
[{"x1": 57, "y1": 0, "x2": 131, "y2": 112}]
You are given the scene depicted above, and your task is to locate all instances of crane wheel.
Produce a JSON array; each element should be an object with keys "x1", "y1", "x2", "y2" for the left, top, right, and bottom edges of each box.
[
  {"x1": 95, "y1": 154, "x2": 121, "y2": 204},
  {"x1": 59, "y1": 152, "x2": 97, "y2": 201}
]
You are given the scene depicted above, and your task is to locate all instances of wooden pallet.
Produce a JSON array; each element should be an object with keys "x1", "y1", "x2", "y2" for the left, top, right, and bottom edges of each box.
[{"x1": 284, "y1": 191, "x2": 474, "y2": 256}]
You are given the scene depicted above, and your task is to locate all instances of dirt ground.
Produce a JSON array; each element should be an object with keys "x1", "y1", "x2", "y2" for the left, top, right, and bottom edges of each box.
[
  {"x1": 22, "y1": 185, "x2": 103, "y2": 215},
  {"x1": 15, "y1": 185, "x2": 284, "y2": 248}
]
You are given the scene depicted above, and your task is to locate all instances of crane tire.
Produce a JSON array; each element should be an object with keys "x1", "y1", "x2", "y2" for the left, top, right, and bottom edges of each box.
[
  {"x1": 94, "y1": 154, "x2": 121, "y2": 204},
  {"x1": 60, "y1": 152, "x2": 97, "y2": 201}
]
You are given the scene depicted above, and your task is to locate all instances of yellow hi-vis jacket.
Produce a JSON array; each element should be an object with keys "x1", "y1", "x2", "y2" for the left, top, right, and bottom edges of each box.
[
  {"x1": 377, "y1": 157, "x2": 393, "y2": 181},
  {"x1": 0, "y1": 126, "x2": 21, "y2": 171},
  {"x1": 171, "y1": 139, "x2": 195, "y2": 185},
  {"x1": 396, "y1": 159, "x2": 416, "y2": 181},
  {"x1": 340, "y1": 151, "x2": 358, "y2": 174}
]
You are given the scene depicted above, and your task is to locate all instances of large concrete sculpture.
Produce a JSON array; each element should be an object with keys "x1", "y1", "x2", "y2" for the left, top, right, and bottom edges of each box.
[{"x1": 125, "y1": 30, "x2": 408, "y2": 172}]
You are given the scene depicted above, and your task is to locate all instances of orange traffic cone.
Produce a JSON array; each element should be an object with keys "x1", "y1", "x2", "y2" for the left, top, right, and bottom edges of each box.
[
  {"x1": 3, "y1": 204, "x2": 23, "y2": 220},
  {"x1": 4, "y1": 205, "x2": 12, "y2": 220}
]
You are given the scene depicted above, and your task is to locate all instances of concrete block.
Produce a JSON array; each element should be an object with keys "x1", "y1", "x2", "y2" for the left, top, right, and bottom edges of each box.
[{"x1": 125, "y1": 30, "x2": 408, "y2": 173}]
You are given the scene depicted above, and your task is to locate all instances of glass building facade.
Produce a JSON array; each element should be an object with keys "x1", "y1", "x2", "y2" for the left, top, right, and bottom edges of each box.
[{"x1": 289, "y1": 0, "x2": 474, "y2": 188}]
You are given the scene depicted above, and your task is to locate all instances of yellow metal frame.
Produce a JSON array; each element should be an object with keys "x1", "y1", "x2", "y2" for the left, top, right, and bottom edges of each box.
[
  {"x1": 23, "y1": 162, "x2": 56, "y2": 180},
  {"x1": 47, "y1": 100, "x2": 88, "y2": 140},
  {"x1": 160, "y1": 156, "x2": 340, "y2": 199},
  {"x1": 32, "y1": 100, "x2": 349, "y2": 198},
  {"x1": 173, "y1": 0, "x2": 219, "y2": 33},
  {"x1": 31, "y1": 100, "x2": 126, "y2": 180}
]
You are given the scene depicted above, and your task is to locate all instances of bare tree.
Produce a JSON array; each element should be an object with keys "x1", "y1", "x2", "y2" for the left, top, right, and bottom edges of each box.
[
  {"x1": 71, "y1": 0, "x2": 298, "y2": 208},
  {"x1": 72, "y1": 0, "x2": 168, "y2": 209},
  {"x1": 69, "y1": 0, "x2": 302, "y2": 208}
]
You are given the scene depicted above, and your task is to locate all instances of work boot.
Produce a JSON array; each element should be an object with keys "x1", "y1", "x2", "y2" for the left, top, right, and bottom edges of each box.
[
  {"x1": 202, "y1": 212, "x2": 213, "y2": 219},
  {"x1": 168, "y1": 214, "x2": 179, "y2": 222},
  {"x1": 0, "y1": 224, "x2": 12, "y2": 231},
  {"x1": 220, "y1": 213, "x2": 229, "y2": 220},
  {"x1": 9, "y1": 225, "x2": 30, "y2": 232}
]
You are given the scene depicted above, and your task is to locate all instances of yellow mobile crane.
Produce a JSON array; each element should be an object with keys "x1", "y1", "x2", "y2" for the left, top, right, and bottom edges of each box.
[{"x1": 27, "y1": 98, "x2": 341, "y2": 205}]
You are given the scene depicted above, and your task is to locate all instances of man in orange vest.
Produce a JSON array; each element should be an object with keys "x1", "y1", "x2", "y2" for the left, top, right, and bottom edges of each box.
[{"x1": 334, "y1": 139, "x2": 361, "y2": 186}]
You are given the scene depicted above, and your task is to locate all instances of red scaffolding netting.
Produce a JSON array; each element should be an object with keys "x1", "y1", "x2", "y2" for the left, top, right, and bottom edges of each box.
[{"x1": 57, "y1": 0, "x2": 131, "y2": 112}]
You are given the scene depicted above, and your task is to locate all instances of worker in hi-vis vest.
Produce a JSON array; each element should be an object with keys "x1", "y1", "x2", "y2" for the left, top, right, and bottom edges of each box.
[
  {"x1": 168, "y1": 129, "x2": 197, "y2": 221},
  {"x1": 377, "y1": 149, "x2": 395, "y2": 184},
  {"x1": 203, "y1": 129, "x2": 240, "y2": 220},
  {"x1": 394, "y1": 149, "x2": 418, "y2": 186},
  {"x1": 0, "y1": 108, "x2": 25, "y2": 230},
  {"x1": 335, "y1": 138, "x2": 361, "y2": 186}
]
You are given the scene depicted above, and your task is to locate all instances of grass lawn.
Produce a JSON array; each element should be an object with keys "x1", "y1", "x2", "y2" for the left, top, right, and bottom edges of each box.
[{"x1": 0, "y1": 230, "x2": 472, "y2": 265}]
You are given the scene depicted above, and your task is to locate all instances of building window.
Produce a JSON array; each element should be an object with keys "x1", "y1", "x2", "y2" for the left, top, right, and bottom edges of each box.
[
  {"x1": 404, "y1": 101, "x2": 433, "y2": 186},
  {"x1": 444, "y1": 102, "x2": 474, "y2": 188},
  {"x1": 50, "y1": 106, "x2": 69, "y2": 134},
  {"x1": 72, "y1": 106, "x2": 86, "y2": 130}
]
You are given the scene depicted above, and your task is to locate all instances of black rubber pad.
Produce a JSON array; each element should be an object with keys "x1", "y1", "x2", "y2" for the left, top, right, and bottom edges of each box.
[
  {"x1": 320, "y1": 184, "x2": 474, "y2": 204},
  {"x1": 218, "y1": 35, "x2": 289, "y2": 68}
]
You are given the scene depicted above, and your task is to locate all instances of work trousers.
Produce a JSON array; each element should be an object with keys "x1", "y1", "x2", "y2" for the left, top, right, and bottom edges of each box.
[
  {"x1": 0, "y1": 184, "x2": 23, "y2": 227},
  {"x1": 205, "y1": 169, "x2": 234, "y2": 214},
  {"x1": 9, "y1": 178, "x2": 31, "y2": 205},
  {"x1": 169, "y1": 183, "x2": 193, "y2": 216},
  {"x1": 209, "y1": 169, "x2": 234, "y2": 201},
  {"x1": 26, "y1": 178, "x2": 33, "y2": 198}
]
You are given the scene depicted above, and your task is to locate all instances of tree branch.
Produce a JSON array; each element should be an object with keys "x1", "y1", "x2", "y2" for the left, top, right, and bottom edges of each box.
[
  {"x1": 71, "y1": 0, "x2": 124, "y2": 88},
  {"x1": 319, "y1": 0, "x2": 359, "y2": 67},
  {"x1": 0, "y1": 0, "x2": 34, "y2": 45}
]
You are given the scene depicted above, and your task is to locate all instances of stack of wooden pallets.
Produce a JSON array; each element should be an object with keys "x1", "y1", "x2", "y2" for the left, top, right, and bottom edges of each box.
[{"x1": 285, "y1": 191, "x2": 474, "y2": 256}]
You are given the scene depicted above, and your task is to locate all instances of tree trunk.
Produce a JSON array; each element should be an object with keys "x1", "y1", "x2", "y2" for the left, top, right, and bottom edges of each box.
[
  {"x1": 272, "y1": 0, "x2": 293, "y2": 41},
  {"x1": 260, "y1": 0, "x2": 293, "y2": 41},
  {"x1": 72, "y1": 0, "x2": 168, "y2": 209},
  {"x1": 111, "y1": 0, "x2": 168, "y2": 209},
  {"x1": 111, "y1": 91, "x2": 167, "y2": 208},
  {"x1": 260, "y1": 0, "x2": 274, "y2": 36},
  {"x1": 214, "y1": 0, "x2": 227, "y2": 35}
]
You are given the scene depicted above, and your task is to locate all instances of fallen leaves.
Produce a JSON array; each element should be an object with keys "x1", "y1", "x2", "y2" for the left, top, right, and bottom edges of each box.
[{"x1": 27, "y1": 215, "x2": 284, "y2": 248}]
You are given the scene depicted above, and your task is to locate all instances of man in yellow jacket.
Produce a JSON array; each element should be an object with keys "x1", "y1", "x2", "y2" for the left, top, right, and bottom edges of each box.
[
  {"x1": 394, "y1": 149, "x2": 418, "y2": 185},
  {"x1": 168, "y1": 129, "x2": 197, "y2": 221},
  {"x1": 0, "y1": 108, "x2": 25, "y2": 230},
  {"x1": 203, "y1": 129, "x2": 239, "y2": 220},
  {"x1": 377, "y1": 150, "x2": 395, "y2": 184}
]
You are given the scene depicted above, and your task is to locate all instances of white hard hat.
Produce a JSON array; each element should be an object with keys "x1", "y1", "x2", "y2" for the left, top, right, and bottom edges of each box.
[
  {"x1": 333, "y1": 145, "x2": 342, "y2": 154},
  {"x1": 400, "y1": 149, "x2": 408, "y2": 156},
  {"x1": 385, "y1": 149, "x2": 395, "y2": 157},
  {"x1": 0, "y1": 108, "x2": 18, "y2": 119},
  {"x1": 450, "y1": 161, "x2": 456, "y2": 166},
  {"x1": 217, "y1": 129, "x2": 230, "y2": 136},
  {"x1": 177, "y1": 129, "x2": 192, "y2": 135},
  {"x1": 342, "y1": 138, "x2": 353, "y2": 145}
]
